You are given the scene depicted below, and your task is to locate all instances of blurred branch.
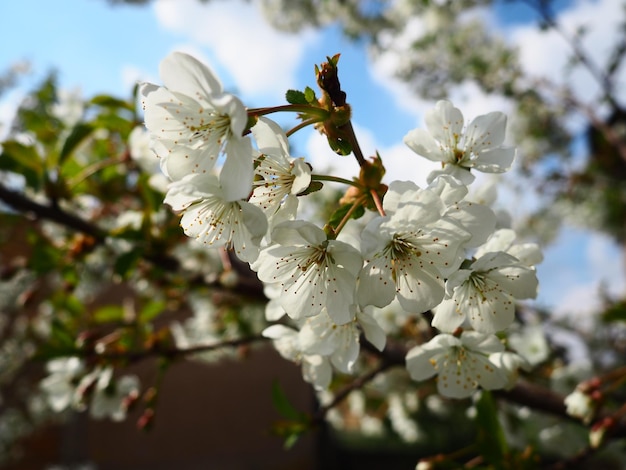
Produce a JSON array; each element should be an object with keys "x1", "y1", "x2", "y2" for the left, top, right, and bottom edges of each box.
[
  {"x1": 523, "y1": 0, "x2": 623, "y2": 111},
  {"x1": 0, "y1": 183, "x2": 107, "y2": 241},
  {"x1": 0, "y1": 182, "x2": 266, "y2": 298}
]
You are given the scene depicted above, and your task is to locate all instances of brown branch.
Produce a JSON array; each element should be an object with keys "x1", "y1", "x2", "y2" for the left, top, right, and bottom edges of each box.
[
  {"x1": 312, "y1": 358, "x2": 396, "y2": 424},
  {"x1": 0, "y1": 181, "x2": 266, "y2": 297},
  {"x1": 0, "y1": 183, "x2": 107, "y2": 241},
  {"x1": 41, "y1": 335, "x2": 269, "y2": 365}
]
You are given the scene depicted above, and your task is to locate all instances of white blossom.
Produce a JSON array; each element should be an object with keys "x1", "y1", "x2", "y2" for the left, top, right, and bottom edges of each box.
[
  {"x1": 508, "y1": 323, "x2": 549, "y2": 366},
  {"x1": 39, "y1": 357, "x2": 85, "y2": 412},
  {"x1": 250, "y1": 117, "x2": 311, "y2": 222},
  {"x1": 404, "y1": 100, "x2": 515, "y2": 184},
  {"x1": 90, "y1": 367, "x2": 140, "y2": 422},
  {"x1": 406, "y1": 331, "x2": 510, "y2": 398},
  {"x1": 357, "y1": 181, "x2": 470, "y2": 313},
  {"x1": 262, "y1": 324, "x2": 332, "y2": 390},
  {"x1": 128, "y1": 126, "x2": 169, "y2": 193},
  {"x1": 164, "y1": 173, "x2": 268, "y2": 263},
  {"x1": 255, "y1": 220, "x2": 362, "y2": 324},
  {"x1": 299, "y1": 307, "x2": 386, "y2": 373},
  {"x1": 141, "y1": 51, "x2": 253, "y2": 200},
  {"x1": 432, "y1": 251, "x2": 539, "y2": 333},
  {"x1": 564, "y1": 388, "x2": 595, "y2": 424}
]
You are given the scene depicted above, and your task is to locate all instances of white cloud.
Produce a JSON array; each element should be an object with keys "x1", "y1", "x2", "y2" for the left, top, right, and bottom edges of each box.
[
  {"x1": 153, "y1": 0, "x2": 319, "y2": 101},
  {"x1": 587, "y1": 233, "x2": 626, "y2": 296},
  {"x1": 510, "y1": 0, "x2": 625, "y2": 112}
]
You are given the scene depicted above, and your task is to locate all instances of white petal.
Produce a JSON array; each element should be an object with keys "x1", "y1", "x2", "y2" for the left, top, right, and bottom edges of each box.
[
  {"x1": 473, "y1": 147, "x2": 516, "y2": 173},
  {"x1": 302, "y1": 355, "x2": 332, "y2": 390},
  {"x1": 395, "y1": 261, "x2": 444, "y2": 313},
  {"x1": 357, "y1": 257, "x2": 396, "y2": 308},
  {"x1": 357, "y1": 309, "x2": 387, "y2": 352},
  {"x1": 220, "y1": 137, "x2": 254, "y2": 201},
  {"x1": 431, "y1": 298, "x2": 465, "y2": 333},
  {"x1": 464, "y1": 111, "x2": 507, "y2": 153},
  {"x1": 160, "y1": 52, "x2": 223, "y2": 98},
  {"x1": 425, "y1": 100, "x2": 464, "y2": 148},
  {"x1": 404, "y1": 128, "x2": 448, "y2": 163},
  {"x1": 252, "y1": 117, "x2": 290, "y2": 157}
]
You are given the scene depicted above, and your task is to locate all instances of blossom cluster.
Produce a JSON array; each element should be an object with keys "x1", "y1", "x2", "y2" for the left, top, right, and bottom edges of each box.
[{"x1": 133, "y1": 51, "x2": 542, "y2": 400}]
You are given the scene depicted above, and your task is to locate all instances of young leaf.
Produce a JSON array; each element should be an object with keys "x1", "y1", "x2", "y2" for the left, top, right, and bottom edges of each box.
[
  {"x1": 304, "y1": 86, "x2": 316, "y2": 104},
  {"x1": 285, "y1": 89, "x2": 307, "y2": 105}
]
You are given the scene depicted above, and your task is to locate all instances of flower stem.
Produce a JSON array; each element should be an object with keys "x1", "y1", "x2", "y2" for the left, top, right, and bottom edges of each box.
[
  {"x1": 247, "y1": 104, "x2": 329, "y2": 119},
  {"x1": 369, "y1": 188, "x2": 386, "y2": 217},
  {"x1": 332, "y1": 196, "x2": 367, "y2": 237},
  {"x1": 286, "y1": 117, "x2": 323, "y2": 137},
  {"x1": 311, "y1": 174, "x2": 362, "y2": 188},
  {"x1": 342, "y1": 121, "x2": 367, "y2": 167}
]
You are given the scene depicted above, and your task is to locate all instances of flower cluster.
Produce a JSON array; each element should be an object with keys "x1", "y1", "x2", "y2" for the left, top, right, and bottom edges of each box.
[
  {"x1": 136, "y1": 51, "x2": 542, "y2": 400},
  {"x1": 40, "y1": 357, "x2": 139, "y2": 421}
]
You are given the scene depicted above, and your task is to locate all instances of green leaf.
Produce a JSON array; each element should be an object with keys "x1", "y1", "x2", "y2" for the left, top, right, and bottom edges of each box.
[
  {"x1": 304, "y1": 86, "x2": 316, "y2": 104},
  {"x1": 139, "y1": 300, "x2": 166, "y2": 322},
  {"x1": 28, "y1": 235, "x2": 61, "y2": 273},
  {"x1": 328, "y1": 202, "x2": 365, "y2": 230},
  {"x1": 90, "y1": 94, "x2": 134, "y2": 111},
  {"x1": 92, "y1": 113, "x2": 133, "y2": 133},
  {"x1": 474, "y1": 391, "x2": 509, "y2": 466},
  {"x1": 603, "y1": 300, "x2": 626, "y2": 323},
  {"x1": 328, "y1": 136, "x2": 352, "y2": 156},
  {"x1": 59, "y1": 123, "x2": 94, "y2": 165},
  {"x1": 285, "y1": 89, "x2": 307, "y2": 105},
  {"x1": 271, "y1": 380, "x2": 302, "y2": 421},
  {"x1": 93, "y1": 305, "x2": 125, "y2": 323},
  {"x1": 113, "y1": 248, "x2": 143, "y2": 278},
  {"x1": 0, "y1": 141, "x2": 44, "y2": 189}
]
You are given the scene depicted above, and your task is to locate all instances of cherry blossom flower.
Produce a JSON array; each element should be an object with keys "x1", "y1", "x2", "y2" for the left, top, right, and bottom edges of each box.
[
  {"x1": 90, "y1": 367, "x2": 140, "y2": 422},
  {"x1": 140, "y1": 52, "x2": 253, "y2": 201},
  {"x1": 427, "y1": 175, "x2": 496, "y2": 249},
  {"x1": 474, "y1": 228, "x2": 543, "y2": 267},
  {"x1": 404, "y1": 100, "x2": 515, "y2": 184},
  {"x1": 249, "y1": 117, "x2": 311, "y2": 222},
  {"x1": 406, "y1": 331, "x2": 510, "y2": 398},
  {"x1": 564, "y1": 387, "x2": 596, "y2": 424},
  {"x1": 298, "y1": 307, "x2": 386, "y2": 373},
  {"x1": 432, "y1": 251, "x2": 539, "y2": 333},
  {"x1": 39, "y1": 357, "x2": 84, "y2": 412},
  {"x1": 255, "y1": 220, "x2": 362, "y2": 324},
  {"x1": 164, "y1": 173, "x2": 267, "y2": 263},
  {"x1": 357, "y1": 181, "x2": 470, "y2": 313},
  {"x1": 262, "y1": 324, "x2": 332, "y2": 390}
]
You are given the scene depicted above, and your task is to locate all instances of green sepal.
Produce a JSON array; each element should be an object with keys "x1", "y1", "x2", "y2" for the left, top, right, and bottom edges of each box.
[{"x1": 297, "y1": 180, "x2": 323, "y2": 196}]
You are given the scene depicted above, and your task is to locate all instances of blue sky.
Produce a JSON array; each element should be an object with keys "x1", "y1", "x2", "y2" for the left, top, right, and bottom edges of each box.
[{"x1": 1, "y1": 0, "x2": 624, "y2": 316}]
